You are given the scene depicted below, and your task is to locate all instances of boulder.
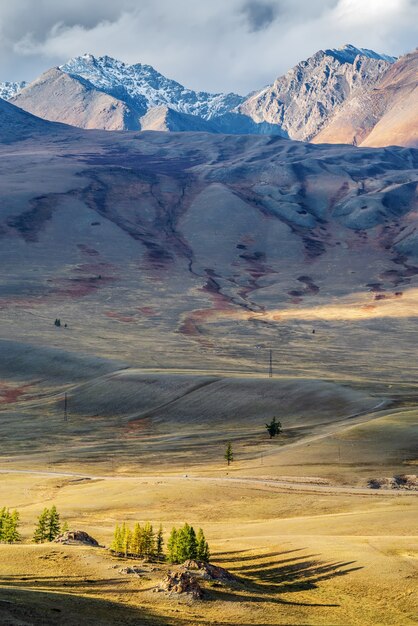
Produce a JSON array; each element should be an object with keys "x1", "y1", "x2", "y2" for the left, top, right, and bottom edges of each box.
[
  {"x1": 368, "y1": 475, "x2": 418, "y2": 490},
  {"x1": 156, "y1": 570, "x2": 203, "y2": 599},
  {"x1": 181, "y1": 560, "x2": 235, "y2": 581},
  {"x1": 54, "y1": 530, "x2": 99, "y2": 546}
]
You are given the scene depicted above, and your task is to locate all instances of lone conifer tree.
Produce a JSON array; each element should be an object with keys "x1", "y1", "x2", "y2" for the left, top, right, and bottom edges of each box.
[
  {"x1": 265, "y1": 417, "x2": 282, "y2": 438},
  {"x1": 225, "y1": 442, "x2": 233, "y2": 466}
]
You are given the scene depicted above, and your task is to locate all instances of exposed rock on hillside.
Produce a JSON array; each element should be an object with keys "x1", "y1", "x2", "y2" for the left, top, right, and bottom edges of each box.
[
  {"x1": 54, "y1": 531, "x2": 99, "y2": 546},
  {"x1": 239, "y1": 44, "x2": 394, "y2": 141},
  {"x1": 182, "y1": 560, "x2": 236, "y2": 581},
  {"x1": 368, "y1": 475, "x2": 418, "y2": 490},
  {"x1": 314, "y1": 50, "x2": 418, "y2": 148},
  {"x1": 155, "y1": 570, "x2": 203, "y2": 599}
]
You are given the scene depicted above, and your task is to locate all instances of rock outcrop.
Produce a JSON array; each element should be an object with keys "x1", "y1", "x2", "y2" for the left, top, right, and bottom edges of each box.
[
  {"x1": 368, "y1": 475, "x2": 418, "y2": 490},
  {"x1": 313, "y1": 50, "x2": 418, "y2": 148},
  {"x1": 54, "y1": 530, "x2": 99, "y2": 546},
  {"x1": 239, "y1": 44, "x2": 394, "y2": 141},
  {"x1": 156, "y1": 570, "x2": 203, "y2": 599},
  {"x1": 181, "y1": 560, "x2": 236, "y2": 581}
]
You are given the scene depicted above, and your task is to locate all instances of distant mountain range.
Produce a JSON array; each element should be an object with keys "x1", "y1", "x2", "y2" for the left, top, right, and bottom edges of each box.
[{"x1": 1, "y1": 44, "x2": 417, "y2": 147}]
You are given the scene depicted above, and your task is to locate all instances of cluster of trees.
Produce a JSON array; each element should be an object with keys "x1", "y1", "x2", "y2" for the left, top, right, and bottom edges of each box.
[
  {"x1": 111, "y1": 521, "x2": 164, "y2": 560},
  {"x1": 167, "y1": 524, "x2": 210, "y2": 564},
  {"x1": 33, "y1": 506, "x2": 67, "y2": 543},
  {"x1": 110, "y1": 521, "x2": 210, "y2": 564},
  {"x1": 54, "y1": 319, "x2": 67, "y2": 328},
  {"x1": 1, "y1": 505, "x2": 68, "y2": 544},
  {"x1": 0, "y1": 508, "x2": 20, "y2": 543}
]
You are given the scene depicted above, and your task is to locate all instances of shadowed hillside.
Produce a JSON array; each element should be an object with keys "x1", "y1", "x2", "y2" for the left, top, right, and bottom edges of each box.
[{"x1": 0, "y1": 102, "x2": 417, "y2": 381}]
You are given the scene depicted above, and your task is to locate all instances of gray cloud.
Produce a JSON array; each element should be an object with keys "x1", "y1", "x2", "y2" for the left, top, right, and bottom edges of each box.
[
  {"x1": 242, "y1": 1, "x2": 278, "y2": 32},
  {"x1": 0, "y1": 0, "x2": 417, "y2": 93}
]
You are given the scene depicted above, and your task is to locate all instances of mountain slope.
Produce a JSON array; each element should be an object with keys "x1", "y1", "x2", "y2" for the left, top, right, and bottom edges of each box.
[
  {"x1": 0, "y1": 103, "x2": 417, "y2": 379},
  {"x1": 139, "y1": 105, "x2": 213, "y2": 132},
  {"x1": 313, "y1": 50, "x2": 418, "y2": 148},
  {"x1": 239, "y1": 44, "x2": 394, "y2": 141},
  {"x1": 11, "y1": 68, "x2": 142, "y2": 131},
  {"x1": 0, "y1": 96, "x2": 69, "y2": 141}
]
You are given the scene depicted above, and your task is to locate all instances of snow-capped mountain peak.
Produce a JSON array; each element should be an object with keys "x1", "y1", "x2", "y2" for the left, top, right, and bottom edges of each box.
[
  {"x1": 59, "y1": 54, "x2": 244, "y2": 120},
  {"x1": 325, "y1": 43, "x2": 397, "y2": 65},
  {"x1": 0, "y1": 81, "x2": 27, "y2": 101}
]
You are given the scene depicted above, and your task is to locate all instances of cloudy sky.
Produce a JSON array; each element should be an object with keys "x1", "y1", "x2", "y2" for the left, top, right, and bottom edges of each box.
[{"x1": 1, "y1": 0, "x2": 417, "y2": 93}]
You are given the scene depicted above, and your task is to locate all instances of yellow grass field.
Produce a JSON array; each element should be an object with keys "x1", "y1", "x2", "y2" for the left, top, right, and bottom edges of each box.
[{"x1": 0, "y1": 366, "x2": 417, "y2": 625}]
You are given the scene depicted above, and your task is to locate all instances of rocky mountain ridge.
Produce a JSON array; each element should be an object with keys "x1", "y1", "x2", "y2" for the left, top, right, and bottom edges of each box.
[
  {"x1": 60, "y1": 54, "x2": 244, "y2": 120},
  {"x1": 4, "y1": 44, "x2": 417, "y2": 147},
  {"x1": 238, "y1": 45, "x2": 395, "y2": 141}
]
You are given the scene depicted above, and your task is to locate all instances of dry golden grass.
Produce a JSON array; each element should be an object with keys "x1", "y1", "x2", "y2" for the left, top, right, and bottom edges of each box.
[{"x1": 0, "y1": 366, "x2": 417, "y2": 625}]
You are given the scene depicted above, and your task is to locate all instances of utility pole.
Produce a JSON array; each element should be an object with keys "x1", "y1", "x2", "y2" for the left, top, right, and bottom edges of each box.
[
  {"x1": 64, "y1": 392, "x2": 68, "y2": 422},
  {"x1": 269, "y1": 349, "x2": 273, "y2": 378}
]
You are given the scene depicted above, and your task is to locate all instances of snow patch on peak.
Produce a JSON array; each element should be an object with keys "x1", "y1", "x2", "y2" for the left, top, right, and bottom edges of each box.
[
  {"x1": 326, "y1": 44, "x2": 396, "y2": 65},
  {"x1": 60, "y1": 54, "x2": 244, "y2": 120},
  {"x1": 0, "y1": 81, "x2": 27, "y2": 100}
]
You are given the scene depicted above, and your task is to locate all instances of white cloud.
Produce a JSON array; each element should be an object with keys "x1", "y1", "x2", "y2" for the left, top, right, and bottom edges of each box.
[{"x1": 0, "y1": 0, "x2": 417, "y2": 93}]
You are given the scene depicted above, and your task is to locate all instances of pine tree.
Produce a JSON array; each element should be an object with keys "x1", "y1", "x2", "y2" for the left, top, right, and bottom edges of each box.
[
  {"x1": 122, "y1": 525, "x2": 132, "y2": 558},
  {"x1": 0, "y1": 509, "x2": 20, "y2": 543},
  {"x1": 46, "y1": 505, "x2": 61, "y2": 541},
  {"x1": 33, "y1": 508, "x2": 49, "y2": 543},
  {"x1": 176, "y1": 523, "x2": 197, "y2": 562},
  {"x1": 166, "y1": 524, "x2": 210, "y2": 564},
  {"x1": 187, "y1": 525, "x2": 198, "y2": 560},
  {"x1": 61, "y1": 520, "x2": 69, "y2": 533},
  {"x1": 131, "y1": 522, "x2": 143, "y2": 557},
  {"x1": 156, "y1": 524, "x2": 164, "y2": 561},
  {"x1": 225, "y1": 442, "x2": 233, "y2": 466},
  {"x1": 196, "y1": 528, "x2": 210, "y2": 562},
  {"x1": 142, "y1": 522, "x2": 155, "y2": 559},
  {"x1": 110, "y1": 523, "x2": 123, "y2": 554},
  {"x1": 167, "y1": 527, "x2": 178, "y2": 563},
  {"x1": 0, "y1": 507, "x2": 7, "y2": 541},
  {"x1": 5, "y1": 510, "x2": 20, "y2": 543},
  {"x1": 265, "y1": 416, "x2": 282, "y2": 438}
]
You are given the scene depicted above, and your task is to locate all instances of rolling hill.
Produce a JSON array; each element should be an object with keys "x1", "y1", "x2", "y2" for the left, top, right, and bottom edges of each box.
[{"x1": 0, "y1": 100, "x2": 417, "y2": 381}]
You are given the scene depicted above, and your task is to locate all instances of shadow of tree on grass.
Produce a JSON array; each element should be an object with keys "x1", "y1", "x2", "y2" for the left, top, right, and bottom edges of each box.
[{"x1": 210, "y1": 547, "x2": 363, "y2": 607}]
